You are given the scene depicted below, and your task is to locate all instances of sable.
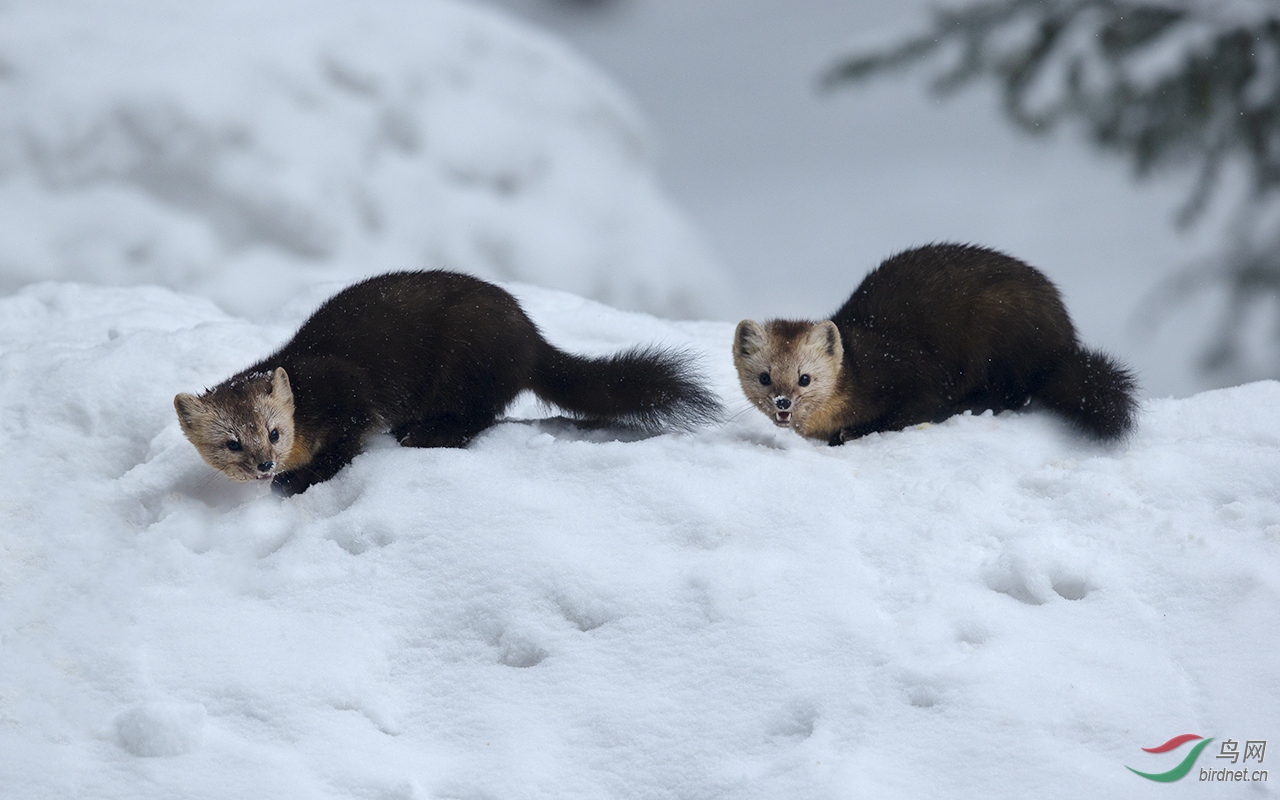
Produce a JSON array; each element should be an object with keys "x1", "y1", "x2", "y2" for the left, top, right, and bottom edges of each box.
[
  {"x1": 733, "y1": 243, "x2": 1137, "y2": 444},
  {"x1": 176, "y1": 271, "x2": 721, "y2": 494}
]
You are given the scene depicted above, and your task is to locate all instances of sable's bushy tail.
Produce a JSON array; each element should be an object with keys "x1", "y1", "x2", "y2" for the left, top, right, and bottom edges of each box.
[
  {"x1": 1035, "y1": 346, "x2": 1138, "y2": 440},
  {"x1": 530, "y1": 341, "x2": 723, "y2": 432}
]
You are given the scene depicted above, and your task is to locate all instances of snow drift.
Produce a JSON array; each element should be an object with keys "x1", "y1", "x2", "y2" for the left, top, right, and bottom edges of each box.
[
  {"x1": 0, "y1": 0, "x2": 732, "y2": 319},
  {"x1": 0, "y1": 280, "x2": 1276, "y2": 798}
]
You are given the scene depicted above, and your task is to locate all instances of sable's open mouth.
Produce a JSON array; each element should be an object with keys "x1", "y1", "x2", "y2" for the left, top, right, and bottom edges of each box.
[
  {"x1": 774, "y1": 411, "x2": 791, "y2": 426},
  {"x1": 255, "y1": 474, "x2": 274, "y2": 482}
]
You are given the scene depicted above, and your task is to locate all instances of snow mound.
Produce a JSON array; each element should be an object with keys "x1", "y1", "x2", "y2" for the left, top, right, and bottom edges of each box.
[
  {"x1": 1, "y1": 281, "x2": 1277, "y2": 797},
  {"x1": 113, "y1": 702, "x2": 207, "y2": 758},
  {"x1": 0, "y1": 0, "x2": 731, "y2": 319}
]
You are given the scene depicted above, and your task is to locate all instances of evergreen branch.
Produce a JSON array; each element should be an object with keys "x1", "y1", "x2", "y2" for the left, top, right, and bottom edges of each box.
[{"x1": 823, "y1": 0, "x2": 1280, "y2": 378}]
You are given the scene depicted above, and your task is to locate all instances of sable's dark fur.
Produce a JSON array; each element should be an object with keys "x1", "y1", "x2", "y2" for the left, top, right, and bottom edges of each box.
[
  {"x1": 736, "y1": 244, "x2": 1137, "y2": 443},
  {"x1": 185, "y1": 271, "x2": 721, "y2": 494}
]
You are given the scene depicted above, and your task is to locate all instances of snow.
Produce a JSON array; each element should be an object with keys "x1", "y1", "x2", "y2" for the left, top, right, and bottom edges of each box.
[
  {"x1": 113, "y1": 703, "x2": 207, "y2": 759},
  {"x1": 2, "y1": 1, "x2": 1277, "y2": 796},
  {"x1": 1, "y1": 279, "x2": 1278, "y2": 797},
  {"x1": 0, "y1": 0, "x2": 731, "y2": 320}
]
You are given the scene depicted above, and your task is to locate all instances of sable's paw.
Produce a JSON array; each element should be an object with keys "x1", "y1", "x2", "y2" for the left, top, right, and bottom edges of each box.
[
  {"x1": 831, "y1": 423, "x2": 879, "y2": 443},
  {"x1": 394, "y1": 414, "x2": 493, "y2": 448},
  {"x1": 271, "y1": 472, "x2": 309, "y2": 497}
]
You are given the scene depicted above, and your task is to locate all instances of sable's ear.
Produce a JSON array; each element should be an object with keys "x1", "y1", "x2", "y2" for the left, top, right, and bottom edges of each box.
[
  {"x1": 270, "y1": 367, "x2": 292, "y2": 401},
  {"x1": 807, "y1": 320, "x2": 843, "y2": 362},
  {"x1": 734, "y1": 320, "x2": 767, "y2": 359},
  {"x1": 174, "y1": 393, "x2": 203, "y2": 433}
]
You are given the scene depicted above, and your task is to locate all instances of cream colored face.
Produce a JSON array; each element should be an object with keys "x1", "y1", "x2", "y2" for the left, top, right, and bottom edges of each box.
[
  {"x1": 174, "y1": 367, "x2": 297, "y2": 482},
  {"x1": 733, "y1": 319, "x2": 844, "y2": 436}
]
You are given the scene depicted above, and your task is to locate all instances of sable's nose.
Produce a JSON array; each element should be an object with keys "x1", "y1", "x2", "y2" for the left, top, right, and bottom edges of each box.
[
  {"x1": 775, "y1": 397, "x2": 791, "y2": 410},
  {"x1": 258, "y1": 461, "x2": 274, "y2": 473}
]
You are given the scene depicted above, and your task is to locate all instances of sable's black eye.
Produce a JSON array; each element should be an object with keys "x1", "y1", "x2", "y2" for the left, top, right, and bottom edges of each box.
[
  {"x1": 758, "y1": 372, "x2": 771, "y2": 386},
  {"x1": 227, "y1": 440, "x2": 242, "y2": 452},
  {"x1": 799, "y1": 374, "x2": 811, "y2": 387},
  {"x1": 269, "y1": 429, "x2": 280, "y2": 443}
]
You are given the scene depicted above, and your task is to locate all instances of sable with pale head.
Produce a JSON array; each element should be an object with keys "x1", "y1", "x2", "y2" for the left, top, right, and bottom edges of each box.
[
  {"x1": 733, "y1": 318, "x2": 849, "y2": 438},
  {"x1": 732, "y1": 243, "x2": 1138, "y2": 446},
  {"x1": 174, "y1": 367, "x2": 300, "y2": 483},
  {"x1": 172, "y1": 270, "x2": 721, "y2": 495}
]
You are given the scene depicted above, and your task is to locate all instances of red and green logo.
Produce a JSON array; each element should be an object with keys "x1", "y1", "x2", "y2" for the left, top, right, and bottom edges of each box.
[{"x1": 1127, "y1": 734, "x2": 1214, "y2": 782}]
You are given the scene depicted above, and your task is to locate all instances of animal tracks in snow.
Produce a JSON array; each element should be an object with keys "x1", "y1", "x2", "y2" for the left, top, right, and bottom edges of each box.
[
  {"x1": 325, "y1": 519, "x2": 397, "y2": 556},
  {"x1": 766, "y1": 701, "x2": 818, "y2": 741},
  {"x1": 552, "y1": 592, "x2": 616, "y2": 634},
  {"x1": 983, "y1": 549, "x2": 1096, "y2": 606},
  {"x1": 113, "y1": 702, "x2": 206, "y2": 757}
]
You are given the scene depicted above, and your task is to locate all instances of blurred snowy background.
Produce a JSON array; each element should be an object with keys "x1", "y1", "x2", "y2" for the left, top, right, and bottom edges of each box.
[
  {"x1": 1, "y1": 0, "x2": 1275, "y2": 397},
  {"x1": 0, "y1": 0, "x2": 733, "y2": 320},
  {"x1": 477, "y1": 0, "x2": 1280, "y2": 398}
]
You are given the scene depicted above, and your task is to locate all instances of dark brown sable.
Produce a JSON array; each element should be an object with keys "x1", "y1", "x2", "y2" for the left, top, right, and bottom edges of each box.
[
  {"x1": 176, "y1": 270, "x2": 722, "y2": 494},
  {"x1": 733, "y1": 243, "x2": 1137, "y2": 444}
]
